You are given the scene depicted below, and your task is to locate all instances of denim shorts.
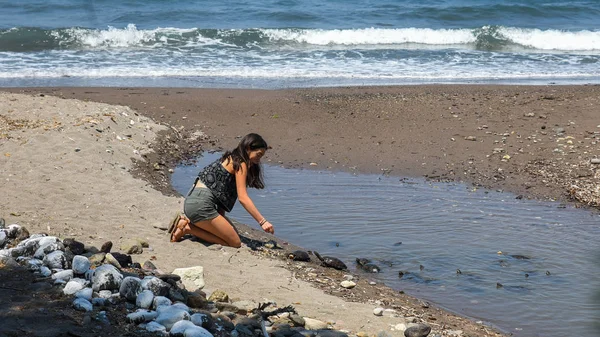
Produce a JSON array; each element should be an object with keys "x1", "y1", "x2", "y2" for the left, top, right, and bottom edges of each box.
[{"x1": 184, "y1": 187, "x2": 219, "y2": 223}]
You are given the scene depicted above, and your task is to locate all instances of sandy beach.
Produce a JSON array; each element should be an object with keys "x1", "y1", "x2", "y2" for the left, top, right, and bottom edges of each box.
[{"x1": 1, "y1": 85, "x2": 599, "y2": 336}]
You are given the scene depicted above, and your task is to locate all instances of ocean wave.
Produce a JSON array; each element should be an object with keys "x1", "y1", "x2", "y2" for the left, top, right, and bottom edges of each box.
[{"x1": 1, "y1": 24, "x2": 599, "y2": 52}]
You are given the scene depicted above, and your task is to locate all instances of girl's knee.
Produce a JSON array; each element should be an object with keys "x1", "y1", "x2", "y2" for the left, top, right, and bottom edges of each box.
[{"x1": 228, "y1": 236, "x2": 241, "y2": 248}]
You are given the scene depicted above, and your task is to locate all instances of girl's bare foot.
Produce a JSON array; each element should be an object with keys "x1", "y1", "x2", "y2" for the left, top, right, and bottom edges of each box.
[{"x1": 170, "y1": 217, "x2": 190, "y2": 242}]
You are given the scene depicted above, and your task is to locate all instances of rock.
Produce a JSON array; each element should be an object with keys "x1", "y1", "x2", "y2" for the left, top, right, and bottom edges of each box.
[
  {"x1": 169, "y1": 287, "x2": 186, "y2": 302},
  {"x1": 303, "y1": 318, "x2": 328, "y2": 330},
  {"x1": 33, "y1": 241, "x2": 64, "y2": 260},
  {"x1": 191, "y1": 312, "x2": 213, "y2": 329},
  {"x1": 404, "y1": 323, "x2": 431, "y2": 337},
  {"x1": 143, "y1": 260, "x2": 157, "y2": 270},
  {"x1": 141, "y1": 276, "x2": 170, "y2": 297},
  {"x1": 155, "y1": 305, "x2": 191, "y2": 330},
  {"x1": 43, "y1": 250, "x2": 69, "y2": 269},
  {"x1": 314, "y1": 330, "x2": 348, "y2": 337},
  {"x1": 73, "y1": 298, "x2": 93, "y2": 312},
  {"x1": 183, "y1": 325, "x2": 214, "y2": 337},
  {"x1": 0, "y1": 231, "x2": 6, "y2": 248},
  {"x1": 170, "y1": 320, "x2": 197, "y2": 336},
  {"x1": 145, "y1": 321, "x2": 167, "y2": 333},
  {"x1": 153, "y1": 295, "x2": 172, "y2": 309},
  {"x1": 340, "y1": 280, "x2": 356, "y2": 289},
  {"x1": 89, "y1": 252, "x2": 106, "y2": 267},
  {"x1": 373, "y1": 307, "x2": 384, "y2": 316},
  {"x1": 172, "y1": 265, "x2": 205, "y2": 290},
  {"x1": 72, "y1": 255, "x2": 91, "y2": 275},
  {"x1": 63, "y1": 278, "x2": 88, "y2": 295},
  {"x1": 92, "y1": 264, "x2": 123, "y2": 292},
  {"x1": 63, "y1": 238, "x2": 86, "y2": 255},
  {"x1": 383, "y1": 309, "x2": 397, "y2": 317},
  {"x1": 120, "y1": 240, "x2": 143, "y2": 254},
  {"x1": 187, "y1": 292, "x2": 209, "y2": 309},
  {"x1": 591, "y1": 158, "x2": 600, "y2": 164},
  {"x1": 111, "y1": 252, "x2": 132, "y2": 267},
  {"x1": 126, "y1": 309, "x2": 159, "y2": 324},
  {"x1": 208, "y1": 289, "x2": 229, "y2": 302},
  {"x1": 75, "y1": 287, "x2": 93, "y2": 301},
  {"x1": 100, "y1": 241, "x2": 113, "y2": 253},
  {"x1": 464, "y1": 136, "x2": 477, "y2": 141},
  {"x1": 136, "y1": 289, "x2": 155, "y2": 309},
  {"x1": 120, "y1": 276, "x2": 143, "y2": 301},
  {"x1": 103, "y1": 253, "x2": 122, "y2": 269}
]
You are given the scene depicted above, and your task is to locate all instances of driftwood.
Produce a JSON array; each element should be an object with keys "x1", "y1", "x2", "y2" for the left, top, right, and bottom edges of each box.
[{"x1": 252, "y1": 302, "x2": 297, "y2": 337}]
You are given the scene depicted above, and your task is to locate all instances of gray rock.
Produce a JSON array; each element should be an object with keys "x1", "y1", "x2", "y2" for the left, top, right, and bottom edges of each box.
[
  {"x1": 315, "y1": 330, "x2": 348, "y2": 337},
  {"x1": 91, "y1": 298, "x2": 108, "y2": 307},
  {"x1": 141, "y1": 276, "x2": 170, "y2": 297},
  {"x1": 6, "y1": 224, "x2": 21, "y2": 239},
  {"x1": 43, "y1": 250, "x2": 69, "y2": 269},
  {"x1": 126, "y1": 309, "x2": 159, "y2": 324},
  {"x1": 97, "y1": 290, "x2": 113, "y2": 298},
  {"x1": 120, "y1": 240, "x2": 143, "y2": 254},
  {"x1": 25, "y1": 258, "x2": 44, "y2": 271},
  {"x1": 92, "y1": 264, "x2": 123, "y2": 292},
  {"x1": 169, "y1": 287, "x2": 186, "y2": 303},
  {"x1": 185, "y1": 325, "x2": 214, "y2": 337},
  {"x1": 404, "y1": 324, "x2": 431, "y2": 337},
  {"x1": 72, "y1": 255, "x2": 91, "y2": 275},
  {"x1": 73, "y1": 298, "x2": 93, "y2": 312},
  {"x1": 136, "y1": 289, "x2": 154, "y2": 309},
  {"x1": 120, "y1": 276, "x2": 143, "y2": 301}
]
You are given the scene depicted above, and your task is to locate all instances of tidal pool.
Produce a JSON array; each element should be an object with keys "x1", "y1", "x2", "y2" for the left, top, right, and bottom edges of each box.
[{"x1": 172, "y1": 152, "x2": 600, "y2": 337}]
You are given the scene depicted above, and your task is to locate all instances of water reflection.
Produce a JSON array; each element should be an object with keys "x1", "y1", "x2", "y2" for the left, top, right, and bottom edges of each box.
[{"x1": 172, "y1": 152, "x2": 600, "y2": 337}]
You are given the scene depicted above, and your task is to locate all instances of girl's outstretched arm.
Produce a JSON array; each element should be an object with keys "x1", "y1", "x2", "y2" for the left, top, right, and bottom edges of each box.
[{"x1": 235, "y1": 162, "x2": 274, "y2": 233}]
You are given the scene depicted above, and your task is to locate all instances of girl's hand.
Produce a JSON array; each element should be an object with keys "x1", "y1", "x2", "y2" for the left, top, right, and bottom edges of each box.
[{"x1": 261, "y1": 221, "x2": 274, "y2": 234}]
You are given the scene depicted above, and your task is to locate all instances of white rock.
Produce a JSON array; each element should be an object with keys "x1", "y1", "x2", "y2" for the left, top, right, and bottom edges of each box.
[
  {"x1": 38, "y1": 266, "x2": 52, "y2": 277},
  {"x1": 172, "y1": 266, "x2": 205, "y2": 291},
  {"x1": 170, "y1": 320, "x2": 196, "y2": 335},
  {"x1": 190, "y1": 313, "x2": 210, "y2": 327},
  {"x1": 373, "y1": 307, "x2": 384, "y2": 316},
  {"x1": 303, "y1": 317, "x2": 328, "y2": 330},
  {"x1": 63, "y1": 279, "x2": 87, "y2": 295},
  {"x1": 155, "y1": 305, "x2": 191, "y2": 330},
  {"x1": 92, "y1": 264, "x2": 123, "y2": 292},
  {"x1": 43, "y1": 250, "x2": 68, "y2": 269},
  {"x1": 340, "y1": 280, "x2": 356, "y2": 289},
  {"x1": 383, "y1": 309, "x2": 397, "y2": 317},
  {"x1": 393, "y1": 323, "x2": 407, "y2": 332}
]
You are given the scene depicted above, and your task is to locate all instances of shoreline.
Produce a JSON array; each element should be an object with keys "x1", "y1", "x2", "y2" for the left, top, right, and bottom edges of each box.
[{"x1": 0, "y1": 90, "x2": 509, "y2": 337}]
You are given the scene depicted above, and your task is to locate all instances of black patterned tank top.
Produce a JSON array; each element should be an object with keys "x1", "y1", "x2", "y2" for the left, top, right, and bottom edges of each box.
[{"x1": 198, "y1": 158, "x2": 237, "y2": 212}]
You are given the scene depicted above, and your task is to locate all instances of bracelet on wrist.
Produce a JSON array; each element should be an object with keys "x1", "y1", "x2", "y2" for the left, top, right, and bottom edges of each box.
[{"x1": 259, "y1": 218, "x2": 267, "y2": 226}]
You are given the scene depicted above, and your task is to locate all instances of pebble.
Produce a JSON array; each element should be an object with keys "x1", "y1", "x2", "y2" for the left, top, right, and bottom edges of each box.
[
  {"x1": 591, "y1": 158, "x2": 600, "y2": 164},
  {"x1": 373, "y1": 307, "x2": 384, "y2": 316},
  {"x1": 340, "y1": 280, "x2": 356, "y2": 289}
]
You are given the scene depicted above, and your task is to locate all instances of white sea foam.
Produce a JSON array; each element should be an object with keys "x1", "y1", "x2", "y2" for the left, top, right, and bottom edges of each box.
[{"x1": 498, "y1": 27, "x2": 600, "y2": 51}]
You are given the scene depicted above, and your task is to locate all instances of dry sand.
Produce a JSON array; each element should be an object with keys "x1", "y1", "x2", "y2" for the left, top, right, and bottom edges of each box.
[{"x1": 2, "y1": 84, "x2": 600, "y2": 336}]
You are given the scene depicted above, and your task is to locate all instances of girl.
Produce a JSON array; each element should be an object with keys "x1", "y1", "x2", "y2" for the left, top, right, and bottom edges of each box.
[{"x1": 169, "y1": 133, "x2": 274, "y2": 247}]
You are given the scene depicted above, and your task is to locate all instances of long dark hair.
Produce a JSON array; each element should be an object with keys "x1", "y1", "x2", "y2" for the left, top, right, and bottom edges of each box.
[{"x1": 221, "y1": 133, "x2": 268, "y2": 189}]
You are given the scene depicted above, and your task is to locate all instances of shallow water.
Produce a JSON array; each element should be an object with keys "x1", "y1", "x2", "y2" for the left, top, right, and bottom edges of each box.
[{"x1": 172, "y1": 152, "x2": 600, "y2": 337}]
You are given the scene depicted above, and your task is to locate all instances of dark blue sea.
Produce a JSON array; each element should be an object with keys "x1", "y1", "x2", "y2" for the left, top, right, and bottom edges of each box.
[{"x1": 1, "y1": 0, "x2": 599, "y2": 88}]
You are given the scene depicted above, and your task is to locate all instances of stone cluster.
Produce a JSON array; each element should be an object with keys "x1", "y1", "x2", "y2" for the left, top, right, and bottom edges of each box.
[{"x1": 1, "y1": 221, "x2": 435, "y2": 337}]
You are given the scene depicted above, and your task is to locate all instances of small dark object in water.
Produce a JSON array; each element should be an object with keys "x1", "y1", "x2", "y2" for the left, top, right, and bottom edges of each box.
[
  {"x1": 393, "y1": 241, "x2": 402, "y2": 246},
  {"x1": 335, "y1": 242, "x2": 339, "y2": 247},
  {"x1": 419, "y1": 264, "x2": 424, "y2": 271},
  {"x1": 288, "y1": 250, "x2": 310, "y2": 262},
  {"x1": 314, "y1": 251, "x2": 347, "y2": 270},
  {"x1": 546, "y1": 270, "x2": 551, "y2": 276},
  {"x1": 398, "y1": 271, "x2": 407, "y2": 278},
  {"x1": 525, "y1": 273, "x2": 529, "y2": 278},
  {"x1": 516, "y1": 195, "x2": 523, "y2": 200},
  {"x1": 510, "y1": 254, "x2": 531, "y2": 260},
  {"x1": 456, "y1": 269, "x2": 462, "y2": 274},
  {"x1": 496, "y1": 282, "x2": 503, "y2": 288},
  {"x1": 355, "y1": 258, "x2": 381, "y2": 273}
]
